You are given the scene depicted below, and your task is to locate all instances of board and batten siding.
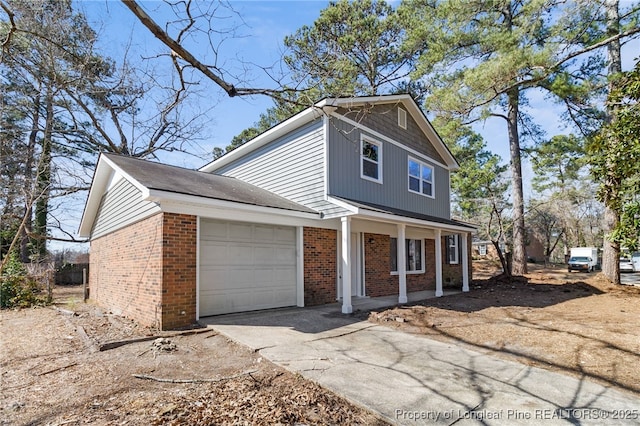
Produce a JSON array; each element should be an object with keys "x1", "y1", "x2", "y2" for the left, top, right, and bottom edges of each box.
[
  {"x1": 336, "y1": 104, "x2": 446, "y2": 165},
  {"x1": 327, "y1": 117, "x2": 451, "y2": 219},
  {"x1": 91, "y1": 177, "x2": 161, "y2": 239},
  {"x1": 216, "y1": 118, "x2": 348, "y2": 217}
]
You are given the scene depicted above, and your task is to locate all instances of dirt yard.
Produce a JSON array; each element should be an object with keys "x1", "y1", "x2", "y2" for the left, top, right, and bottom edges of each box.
[
  {"x1": 2, "y1": 264, "x2": 639, "y2": 425},
  {"x1": 0, "y1": 286, "x2": 387, "y2": 426},
  {"x1": 370, "y1": 261, "x2": 640, "y2": 396}
]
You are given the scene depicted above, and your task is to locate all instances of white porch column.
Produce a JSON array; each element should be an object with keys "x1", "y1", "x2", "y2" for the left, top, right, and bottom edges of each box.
[
  {"x1": 435, "y1": 229, "x2": 443, "y2": 297},
  {"x1": 461, "y1": 233, "x2": 470, "y2": 292},
  {"x1": 341, "y1": 217, "x2": 353, "y2": 314},
  {"x1": 397, "y1": 223, "x2": 408, "y2": 304}
]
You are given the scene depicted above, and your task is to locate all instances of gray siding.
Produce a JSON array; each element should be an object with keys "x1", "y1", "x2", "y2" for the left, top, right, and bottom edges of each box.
[
  {"x1": 336, "y1": 104, "x2": 445, "y2": 164},
  {"x1": 216, "y1": 119, "x2": 348, "y2": 217},
  {"x1": 328, "y1": 118, "x2": 451, "y2": 219},
  {"x1": 91, "y1": 177, "x2": 161, "y2": 239}
]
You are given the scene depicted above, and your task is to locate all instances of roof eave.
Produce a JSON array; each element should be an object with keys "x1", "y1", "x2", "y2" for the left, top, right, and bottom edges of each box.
[{"x1": 146, "y1": 188, "x2": 321, "y2": 220}]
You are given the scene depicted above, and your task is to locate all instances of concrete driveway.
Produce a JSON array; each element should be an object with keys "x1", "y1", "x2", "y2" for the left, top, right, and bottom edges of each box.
[{"x1": 201, "y1": 304, "x2": 640, "y2": 425}]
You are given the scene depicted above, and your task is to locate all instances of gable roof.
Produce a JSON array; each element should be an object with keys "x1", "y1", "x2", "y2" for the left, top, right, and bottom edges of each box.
[
  {"x1": 200, "y1": 94, "x2": 459, "y2": 173},
  {"x1": 78, "y1": 153, "x2": 318, "y2": 237}
]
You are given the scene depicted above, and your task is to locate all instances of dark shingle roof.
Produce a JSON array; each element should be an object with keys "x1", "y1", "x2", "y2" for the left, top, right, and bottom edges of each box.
[
  {"x1": 104, "y1": 153, "x2": 318, "y2": 214},
  {"x1": 334, "y1": 196, "x2": 476, "y2": 230}
]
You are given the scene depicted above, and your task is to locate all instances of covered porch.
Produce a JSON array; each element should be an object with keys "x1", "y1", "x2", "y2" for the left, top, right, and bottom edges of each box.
[{"x1": 330, "y1": 199, "x2": 475, "y2": 314}]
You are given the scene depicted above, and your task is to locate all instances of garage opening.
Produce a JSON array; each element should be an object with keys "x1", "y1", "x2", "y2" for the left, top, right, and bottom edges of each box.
[{"x1": 199, "y1": 219, "x2": 297, "y2": 316}]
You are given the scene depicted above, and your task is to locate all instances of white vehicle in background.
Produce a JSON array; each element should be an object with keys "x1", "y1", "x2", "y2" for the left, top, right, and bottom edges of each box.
[
  {"x1": 567, "y1": 247, "x2": 599, "y2": 273},
  {"x1": 619, "y1": 258, "x2": 635, "y2": 273},
  {"x1": 632, "y1": 252, "x2": 640, "y2": 272}
]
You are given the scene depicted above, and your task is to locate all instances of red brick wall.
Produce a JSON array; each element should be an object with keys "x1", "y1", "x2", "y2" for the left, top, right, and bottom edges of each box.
[
  {"x1": 161, "y1": 213, "x2": 197, "y2": 329},
  {"x1": 303, "y1": 227, "x2": 337, "y2": 306},
  {"x1": 441, "y1": 234, "x2": 473, "y2": 288},
  {"x1": 89, "y1": 213, "x2": 164, "y2": 329},
  {"x1": 89, "y1": 212, "x2": 197, "y2": 330},
  {"x1": 363, "y1": 233, "x2": 436, "y2": 297},
  {"x1": 362, "y1": 233, "x2": 396, "y2": 297}
]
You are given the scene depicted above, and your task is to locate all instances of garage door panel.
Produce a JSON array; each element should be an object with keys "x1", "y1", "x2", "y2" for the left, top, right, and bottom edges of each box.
[
  {"x1": 274, "y1": 227, "x2": 296, "y2": 242},
  {"x1": 199, "y1": 220, "x2": 297, "y2": 317}
]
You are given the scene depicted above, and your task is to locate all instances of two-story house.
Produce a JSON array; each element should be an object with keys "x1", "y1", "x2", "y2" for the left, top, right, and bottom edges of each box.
[{"x1": 79, "y1": 95, "x2": 475, "y2": 330}]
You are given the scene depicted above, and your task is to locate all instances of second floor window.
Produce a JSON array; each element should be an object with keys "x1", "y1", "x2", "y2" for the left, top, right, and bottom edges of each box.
[
  {"x1": 408, "y1": 157, "x2": 434, "y2": 197},
  {"x1": 361, "y1": 137, "x2": 382, "y2": 183}
]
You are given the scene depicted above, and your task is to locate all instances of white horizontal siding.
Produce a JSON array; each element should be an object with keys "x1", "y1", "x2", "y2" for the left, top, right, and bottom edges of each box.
[
  {"x1": 218, "y1": 119, "x2": 349, "y2": 217},
  {"x1": 91, "y1": 177, "x2": 161, "y2": 239}
]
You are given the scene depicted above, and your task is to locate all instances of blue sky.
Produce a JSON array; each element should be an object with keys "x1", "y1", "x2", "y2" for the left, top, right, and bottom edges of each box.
[
  {"x1": 53, "y1": 0, "x2": 639, "y2": 249},
  {"x1": 78, "y1": 0, "x2": 640, "y2": 170}
]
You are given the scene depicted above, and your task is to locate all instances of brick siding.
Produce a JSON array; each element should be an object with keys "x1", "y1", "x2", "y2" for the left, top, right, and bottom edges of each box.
[
  {"x1": 442, "y1": 234, "x2": 473, "y2": 289},
  {"x1": 303, "y1": 227, "x2": 337, "y2": 306},
  {"x1": 363, "y1": 233, "x2": 437, "y2": 297},
  {"x1": 161, "y1": 213, "x2": 197, "y2": 329},
  {"x1": 89, "y1": 212, "x2": 197, "y2": 330}
]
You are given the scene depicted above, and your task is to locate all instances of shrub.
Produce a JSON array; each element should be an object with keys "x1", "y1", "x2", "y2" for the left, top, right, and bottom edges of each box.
[{"x1": 0, "y1": 252, "x2": 48, "y2": 309}]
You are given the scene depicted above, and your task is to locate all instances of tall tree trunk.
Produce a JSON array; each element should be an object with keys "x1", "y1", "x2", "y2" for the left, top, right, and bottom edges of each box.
[
  {"x1": 20, "y1": 95, "x2": 41, "y2": 262},
  {"x1": 507, "y1": 88, "x2": 527, "y2": 275},
  {"x1": 33, "y1": 90, "x2": 54, "y2": 261},
  {"x1": 602, "y1": 0, "x2": 621, "y2": 283}
]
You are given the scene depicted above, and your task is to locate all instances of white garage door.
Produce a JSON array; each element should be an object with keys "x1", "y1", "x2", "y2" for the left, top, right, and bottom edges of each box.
[{"x1": 199, "y1": 219, "x2": 297, "y2": 316}]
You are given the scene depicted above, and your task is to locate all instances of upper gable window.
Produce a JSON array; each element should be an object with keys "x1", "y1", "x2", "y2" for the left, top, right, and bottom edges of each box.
[
  {"x1": 361, "y1": 137, "x2": 382, "y2": 183},
  {"x1": 398, "y1": 107, "x2": 407, "y2": 129},
  {"x1": 408, "y1": 157, "x2": 434, "y2": 197}
]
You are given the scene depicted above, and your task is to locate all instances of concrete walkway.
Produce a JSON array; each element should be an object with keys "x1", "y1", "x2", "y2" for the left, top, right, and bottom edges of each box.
[{"x1": 201, "y1": 303, "x2": 640, "y2": 425}]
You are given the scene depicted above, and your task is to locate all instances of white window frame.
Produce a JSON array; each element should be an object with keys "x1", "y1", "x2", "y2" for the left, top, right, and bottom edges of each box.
[
  {"x1": 398, "y1": 107, "x2": 407, "y2": 129},
  {"x1": 360, "y1": 136, "x2": 383, "y2": 184},
  {"x1": 408, "y1": 157, "x2": 434, "y2": 198},
  {"x1": 390, "y1": 238, "x2": 425, "y2": 275},
  {"x1": 448, "y1": 235, "x2": 459, "y2": 265},
  {"x1": 478, "y1": 244, "x2": 487, "y2": 256}
]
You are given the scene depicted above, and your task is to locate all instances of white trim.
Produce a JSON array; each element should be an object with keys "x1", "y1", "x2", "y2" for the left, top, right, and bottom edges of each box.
[
  {"x1": 461, "y1": 233, "x2": 470, "y2": 292},
  {"x1": 397, "y1": 224, "x2": 408, "y2": 304},
  {"x1": 326, "y1": 196, "x2": 476, "y2": 233},
  {"x1": 146, "y1": 189, "x2": 320, "y2": 220},
  {"x1": 101, "y1": 155, "x2": 149, "y2": 195},
  {"x1": 333, "y1": 113, "x2": 451, "y2": 170},
  {"x1": 361, "y1": 233, "x2": 367, "y2": 297},
  {"x1": 195, "y1": 216, "x2": 201, "y2": 321},
  {"x1": 161, "y1": 200, "x2": 324, "y2": 228},
  {"x1": 326, "y1": 196, "x2": 359, "y2": 214},
  {"x1": 296, "y1": 226, "x2": 305, "y2": 307},
  {"x1": 356, "y1": 209, "x2": 476, "y2": 233},
  {"x1": 341, "y1": 217, "x2": 353, "y2": 314},
  {"x1": 398, "y1": 107, "x2": 407, "y2": 129},
  {"x1": 435, "y1": 229, "x2": 443, "y2": 297},
  {"x1": 323, "y1": 113, "x2": 330, "y2": 197},
  {"x1": 360, "y1": 135, "x2": 383, "y2": 184},
  {"x1": 408, "y1": 156, "x2": 435, "y2": 199}
]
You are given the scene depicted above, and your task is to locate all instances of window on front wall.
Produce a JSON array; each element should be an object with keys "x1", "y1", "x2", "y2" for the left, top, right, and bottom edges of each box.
[
  {"x1": 361, "y1": 137, "x2": 382, "y2": 183},
  {"x1": 390, "y1": 238, "x2": 424, "y2": 273},
  {"x1": 478, "y1": 244, "x2": 487, "y2": 256},
  {"x1": 408, "y1": 157, "x2": 434, "y2": 197},
  {"x1": 446, "y1": 235, "x2": 459, "y2": 264}
]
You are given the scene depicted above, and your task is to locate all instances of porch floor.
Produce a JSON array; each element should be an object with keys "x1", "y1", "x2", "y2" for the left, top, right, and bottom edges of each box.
[{"x1": 347, "y1": 289, "x2": 460, "y2": 312}]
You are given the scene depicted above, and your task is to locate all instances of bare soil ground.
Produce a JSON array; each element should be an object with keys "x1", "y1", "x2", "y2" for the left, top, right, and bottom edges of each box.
[
  {"x1": 0, "y1": 286, "x2": 387, "y2": 426},
  {"x1": 370, "y1": 260, "x2": 640, "y2": 396}
]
